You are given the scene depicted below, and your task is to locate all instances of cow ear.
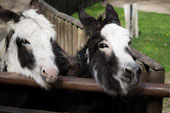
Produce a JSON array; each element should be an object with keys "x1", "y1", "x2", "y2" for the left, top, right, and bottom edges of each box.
[
  {"x1": 0, "y1": 5, "x2": 20, "y2": 23},
  {"x1": 78, "y1": 7, "x2": 99, "y2": 36},
  {"x1": 105, "y1": 4, "x2": 120, "y2": 25},
  {"x1": 30, "y1": 0, "x2": 42, "y2": 14}
]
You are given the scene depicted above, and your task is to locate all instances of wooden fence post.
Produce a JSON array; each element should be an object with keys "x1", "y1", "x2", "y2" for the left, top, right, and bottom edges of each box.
[
  {"x1": 124, "y1": 3, "x2": 138, "y2": 38},
  {"x1": 146, "y1": 68, "x2": 165, "y2": 113}
]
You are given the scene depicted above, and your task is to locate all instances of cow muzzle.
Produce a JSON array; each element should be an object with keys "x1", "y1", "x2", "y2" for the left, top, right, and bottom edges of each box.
[{"x1": 40, "y1": 66, "x2": 59, "y2": 83}]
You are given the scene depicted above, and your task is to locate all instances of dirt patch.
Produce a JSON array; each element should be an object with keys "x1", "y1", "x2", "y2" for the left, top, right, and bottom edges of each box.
[
  {"x1": 109, "y1": 0, "x2": 170, "y2": 14},
  {"x1": 0, "y1": 0, "x2": 30, "y2": 12}
]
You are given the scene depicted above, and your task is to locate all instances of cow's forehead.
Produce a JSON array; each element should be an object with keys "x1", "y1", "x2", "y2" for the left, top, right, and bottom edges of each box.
[
  {"x1": 8, "y1": 9, "x2": 56, "y2": 42},
  {"x1": 101, "y1": 23, "x2": 130, "y2": 44}
]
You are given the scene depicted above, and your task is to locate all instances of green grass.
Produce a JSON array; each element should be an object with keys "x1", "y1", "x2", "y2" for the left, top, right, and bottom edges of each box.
[{"x1": 72, "y1": 2, "x2": 170, "y2": 77}]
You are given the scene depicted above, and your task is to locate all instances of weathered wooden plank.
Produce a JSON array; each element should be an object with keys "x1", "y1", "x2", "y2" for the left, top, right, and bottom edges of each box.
[
  {"x1": 63, "y1": 20, "x2": 66, "y2": 51},
  {"x1": 39, "y1": 0, "x2": 83, "y2": 28},
  {"x1": 146, "y1": 97, "x2": 163, "y2": 113},
  {"x1": 53, "y1": 15, "x2": 56, "y2": 30},
  {"x1": 135, "y1": 59, "x2": 149, "y2": 82},
  {"x1": 43, "y1": 7, "x2": 47, "y2": 17},
  {"x1": 148, "y1": 68, "x2": 165, "y2": 83},
  {"x1": 0, "y1": 72, "x2": 169, "y2": 97},
  {"x1": 40, "y1": 4, "x2": 45, "y2": 14},
  {"x1": 124, "y1": 4, "x2": 138, "y2": 38},
  {"x1": 77, "y1": 28, "x2": 83, "y2": 51},
  {"x1": 53, "y1": 15, "x2": 57, "y2": 41},
  {"x1": 72, "y1": 25, "x2": 78, "y2": 55},
  {"x1": 57, "y1": 17, "x2": 61, "y2": 47},
  {"x1": 46, "y1": 10, "x2": 50, "y2": 20},
  {"x1": 81, "y1": 30, "x2": 88, "y2": 48},
  {"x1": 64, "y1": 21, "x2": 69, "y2": 53},
  {"x1": 49, "y1": 11, "x2": 54, "y2": 24},
  {"x1": 60, "y1": 19, "x2": 65, "y2": 49},
  {"x1": 68, "y1": 22, "x2": 73, "y2": 55},
  {"x1": 130, "y1": 47, "x2": 164, "y2": 71},
  {"x1": 55, "y1": 16, "x2": 59, "y2": 42},
  {"x1": 146, "y1": 66, "x2": 165, "y2": 113},
  {"x1": 0, "y1": 105, "x2": 60, "y2": 113}
]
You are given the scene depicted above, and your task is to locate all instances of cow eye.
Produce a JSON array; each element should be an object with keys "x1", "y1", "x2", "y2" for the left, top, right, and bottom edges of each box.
[
  {"x1": 98, "y1": 43, "x2": 109, "y2": 48},
  {"x1": 16, "y1": 38, "x2": 30, "y2": 46},
  {"x1": 23, "y1": 39, "x2": 30, "y2": 44},
  {"x1": 128, "y1": 41, "x2": 131, "y2": 45}
]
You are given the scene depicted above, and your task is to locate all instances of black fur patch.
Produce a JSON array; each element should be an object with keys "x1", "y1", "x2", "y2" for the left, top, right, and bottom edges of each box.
[
  {"x1": 51, "y1": 39, "x2": 70, "y2": 76},
  {"x1": 2, "y1": 62, "x2": 7, "y2": 72},
  {"x1": 105, "y1": 4, "x2": 120, "y2": 25},
  {"x1": 30, "y1": 0, "x2": 42, "y2": 14},
  {"x1": 90, "y1": 52, "x2": 121, "y2": 94},
  {"x1": 5, "y1": 30, "x2": 14, "y2": 52},
  {"x1": 77, "y1": 46, "x2": 90, "y2": 77},
  {"x1": 16, "y1": 37, "x2": 35, "y2": 69},
  {"x1": 0, "y1": 8, "x2": 20, "y2": 23}
]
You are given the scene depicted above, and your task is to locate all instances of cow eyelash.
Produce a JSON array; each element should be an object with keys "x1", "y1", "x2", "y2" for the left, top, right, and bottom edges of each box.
[
  {"x1": 22, "y1": 39, "x2": 30, "y2": 44},
  {"x1": 16, "y1": 38, "x2": 30, "y2": 46}
]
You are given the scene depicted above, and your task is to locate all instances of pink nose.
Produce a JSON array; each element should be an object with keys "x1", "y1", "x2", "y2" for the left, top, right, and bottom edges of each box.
[{"x1": 41, "y1": 66, "x2": 59, "y2": 83}]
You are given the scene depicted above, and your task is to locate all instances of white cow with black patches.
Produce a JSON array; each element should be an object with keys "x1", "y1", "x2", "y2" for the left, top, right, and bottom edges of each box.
[
  {"x1": 78, "y1": 4, "x2": 142, "y2": 95},
  {"x1": 0, "y1": 6, "x2": 67, "y2": 89}
]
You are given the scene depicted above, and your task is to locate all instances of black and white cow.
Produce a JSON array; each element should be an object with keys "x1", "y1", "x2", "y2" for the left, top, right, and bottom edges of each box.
[
  {"x1": 0, "y1": 4, "x2": 69, "y2": 89},
  {"x1": 77, "y1": 4, "x2": 142, "y2": 95}
]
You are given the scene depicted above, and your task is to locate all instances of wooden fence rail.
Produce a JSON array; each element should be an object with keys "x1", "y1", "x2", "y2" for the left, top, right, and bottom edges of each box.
[
  {"x1": 0, "y1": 72, "x2": 169, "y2": 97},
  {"x1": 0, "y1": 105, "x2": 59, "y2": 113}
]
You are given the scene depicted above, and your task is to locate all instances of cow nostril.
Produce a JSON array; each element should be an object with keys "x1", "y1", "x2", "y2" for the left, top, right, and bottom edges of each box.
[
  {"x1": 137, "y1": 66, "x2": 142, "y2": 75},
  {"x1": 42, "y1": 69, "x2": 46, "y2": 74},
  {"x1": 125, "y1": 68, "x2": 133, "y2": 75}
]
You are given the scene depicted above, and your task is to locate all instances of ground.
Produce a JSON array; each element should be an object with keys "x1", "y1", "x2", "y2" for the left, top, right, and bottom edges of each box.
[{"x1": 108, "y1": 0, "x2": 170, "y2": 15}]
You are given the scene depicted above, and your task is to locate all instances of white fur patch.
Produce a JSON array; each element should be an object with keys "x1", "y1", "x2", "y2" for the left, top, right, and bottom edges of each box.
[
  {"x1": 0, "y1": 39, "x2": 6, "y2": 71},
  {"x1": 1, "y1": 9, "x2": 57, "y2": 89},
  {"x1": 85, "y1": 48, "x2": 89, "y2": 64},
  {"x1": 98, "y1": 40, "x2": 112, "y2": 57},
  {"x1": 92, "y1": 65, "x2": 98, "y2": 83},
  {"x1": 101, "y1": 23, "x2": 136, "y2": 69}
]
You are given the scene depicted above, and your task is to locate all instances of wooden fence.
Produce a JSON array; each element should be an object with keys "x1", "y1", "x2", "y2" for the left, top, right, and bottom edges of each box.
[{"x1": 40, "y1": 0, "x2": 87, "y2": 55}]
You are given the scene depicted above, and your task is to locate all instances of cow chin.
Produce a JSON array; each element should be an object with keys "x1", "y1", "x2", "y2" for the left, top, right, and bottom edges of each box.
[
  {"x1": 40, "y1": 74, "x2": 57, "y2": 84},
  {"x1": 98, "y1": 78, "x2": 130, "y2": 96},
  {"x1": 34, "y1": 75, "x2": 51, "y2": 90}
]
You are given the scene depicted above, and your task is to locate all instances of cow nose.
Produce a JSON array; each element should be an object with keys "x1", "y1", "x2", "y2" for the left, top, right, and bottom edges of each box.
[
  {"x1": 124, "y1": 67, "x2": 133, "y2": 79},
  {"x1": 41, "y1": 66, "x2": 59, "y2": 83},
  {"x1": 136, "y1": 66, "x2": 142, "y2": 75},
  {"x1": 124, "y1": 64, "x2": 142, "y2": 84}
]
